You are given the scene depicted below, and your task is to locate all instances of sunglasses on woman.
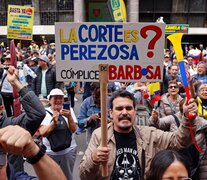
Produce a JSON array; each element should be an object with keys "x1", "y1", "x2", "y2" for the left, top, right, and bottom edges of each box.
[{"x1": 168, "y1": 85, "x2": 178, "y2": 89}]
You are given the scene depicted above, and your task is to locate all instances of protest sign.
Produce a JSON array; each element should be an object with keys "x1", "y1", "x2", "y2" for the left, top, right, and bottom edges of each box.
[
  {"x1": 7, "y1": 5, "x2": 34, "y2": 40},
  {"x1": 55, "y1": 22, "x2": 165, "y2": 82}
]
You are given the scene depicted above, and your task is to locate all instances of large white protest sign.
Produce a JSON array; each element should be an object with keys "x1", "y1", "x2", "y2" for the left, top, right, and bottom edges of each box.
[{"x1": 55, "y1": 22, "x2": 165, "y2": 82}]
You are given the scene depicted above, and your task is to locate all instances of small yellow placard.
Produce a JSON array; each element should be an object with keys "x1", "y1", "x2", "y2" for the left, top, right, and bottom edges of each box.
[{"x1": 7, "y1": 5, "x2": 34, "y2": 40}]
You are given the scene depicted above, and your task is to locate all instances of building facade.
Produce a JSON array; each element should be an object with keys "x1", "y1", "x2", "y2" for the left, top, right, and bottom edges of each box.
[{"x1": 0, "y1": 0, "x2": 207, "y2": 46}]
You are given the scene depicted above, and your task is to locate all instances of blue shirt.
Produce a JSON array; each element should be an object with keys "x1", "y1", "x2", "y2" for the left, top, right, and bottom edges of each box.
[
  {"x1": 7, "y1": 163, "x2": 37, "y2": 180},
  {"x1": 77, "y1": 95, "x2": 110, "y2": 143}
]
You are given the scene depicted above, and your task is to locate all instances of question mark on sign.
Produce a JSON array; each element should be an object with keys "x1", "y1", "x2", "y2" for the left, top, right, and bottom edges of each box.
[{"x1": 140, "y1": 25, "x2": 162, "y2": 58}]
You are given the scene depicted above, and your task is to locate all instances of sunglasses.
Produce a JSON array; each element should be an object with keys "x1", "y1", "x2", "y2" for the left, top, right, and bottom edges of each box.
[{"x1": 168, "y1": 85, "x2": 178, "y2": 89}]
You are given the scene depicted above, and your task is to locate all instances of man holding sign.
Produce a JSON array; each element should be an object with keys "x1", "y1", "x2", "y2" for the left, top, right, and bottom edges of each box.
[{"x1": 79, "y1": 90, "x2": 197, "y2": 179}]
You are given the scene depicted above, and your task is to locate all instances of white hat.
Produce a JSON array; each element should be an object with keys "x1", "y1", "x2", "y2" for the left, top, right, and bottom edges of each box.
[
  {"x1": 39, "y1": 55, "x2": 49, "y2": 63},
  {"x1": 50, "y1": 43, "x2": 55, "y2": 46},
  {"x1": 47, "y1": 88, "x2": 64, "y2": 99},
  {"x1": 164, "y1": 54, "x2": 169, "y2": 58}
]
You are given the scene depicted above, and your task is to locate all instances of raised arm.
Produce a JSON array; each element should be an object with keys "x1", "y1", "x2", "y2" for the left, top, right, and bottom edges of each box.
[
  {"x1": 39, "y1": 111, "x2": 59, "y2": 137},
  {"x1": 158, "y1": 100, "x2": 166, "y2": 118},
  {"x1": 148, "y1": 109, "x2": 178, "y2": 132},
  {"x1": 7, "y1": 66, "x2": 24, "y2": 91},
  {"x1": 153, "y1": 98, "x2": 198, "y2": 150},
  {"x1": 3, "y1": 66, "x2": 46, "y2": 135},
  {"x1": 62, "y1": 109, "x2": 77, "y2": 133},
  {"x1": 0, "y1": 125, "x2": 66, "y2": 180}
]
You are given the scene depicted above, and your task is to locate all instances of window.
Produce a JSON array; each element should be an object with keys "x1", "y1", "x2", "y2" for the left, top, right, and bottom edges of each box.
[
  {"x1": 39, "y1": 0, "x2": 74, "y2": 25},
  {"x1": 58, "y1": 0, "x2": 73, "y2": 10}
]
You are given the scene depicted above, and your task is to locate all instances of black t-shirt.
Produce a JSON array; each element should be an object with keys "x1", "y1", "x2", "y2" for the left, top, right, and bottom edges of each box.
[{"x1": 110, "y1": 130, "x2": 141, "y2": 180}]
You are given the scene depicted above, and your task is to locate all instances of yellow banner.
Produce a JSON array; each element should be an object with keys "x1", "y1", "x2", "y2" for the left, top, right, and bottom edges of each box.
[
  {"x1": 108, "y1": 0, "x2": 127, "y2": 22},
  {"x1": 7, "y1": 5, "x2": 34, "y2": 40}
]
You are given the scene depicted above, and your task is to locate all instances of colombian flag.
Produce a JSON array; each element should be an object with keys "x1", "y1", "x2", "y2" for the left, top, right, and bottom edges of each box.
[{"x1": 147, "y1": 82, "x2": 161, "y2": 105}]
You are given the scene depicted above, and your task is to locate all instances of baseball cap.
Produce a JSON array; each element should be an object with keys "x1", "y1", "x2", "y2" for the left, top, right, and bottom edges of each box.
[
  {"x1": 31, "y1": 57, "x2": 38, "y2": 61},
  {"x1": 38, "y1": 55, "x2": 49, "y2": 63},
  {"x1": 47, "y1": 88, "x2": 64, "y2": 99},
  {"x1": 50, "y1": 43, "x2": 55, "y2": 46},
  {"x1": 25, "y1": 57, "x2": 38, "y2": 63}
]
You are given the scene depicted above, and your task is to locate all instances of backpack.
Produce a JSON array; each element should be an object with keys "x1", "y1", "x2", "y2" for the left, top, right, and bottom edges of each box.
[{"x1": 46, "y1": 110, "x2": 72, "y2": 152}]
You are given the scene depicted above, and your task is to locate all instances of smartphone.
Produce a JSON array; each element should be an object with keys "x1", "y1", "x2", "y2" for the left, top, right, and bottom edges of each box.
[
  {"x1": 63, "y1": 102, "x2": 70, "y2": 110},
  {"x1": 98, "y1": 112, "x2": 101, "y2": 118}
]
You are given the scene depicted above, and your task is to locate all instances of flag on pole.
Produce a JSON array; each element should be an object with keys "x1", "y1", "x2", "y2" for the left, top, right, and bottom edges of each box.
[
  {"x1": 147, "y1": 82, "x2": 161, "y2": 105},
  {"x1": 10, "y1": 40, "x2": 21, "y2": 117}
]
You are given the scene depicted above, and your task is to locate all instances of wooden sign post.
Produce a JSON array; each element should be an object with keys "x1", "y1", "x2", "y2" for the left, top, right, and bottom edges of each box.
[{"x1": 99, "y1": 64, "x2": 109, "y2": 177}]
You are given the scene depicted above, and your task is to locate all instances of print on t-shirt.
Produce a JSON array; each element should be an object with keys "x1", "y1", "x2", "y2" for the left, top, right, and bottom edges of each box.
[{"x1": 111, "y1": 147, "x2": 140, "y2": 180}]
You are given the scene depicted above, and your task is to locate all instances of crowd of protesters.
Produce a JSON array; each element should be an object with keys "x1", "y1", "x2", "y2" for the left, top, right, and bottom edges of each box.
[{"x1": 0, "y1": 39, "x2": 206, "y2": 180}]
